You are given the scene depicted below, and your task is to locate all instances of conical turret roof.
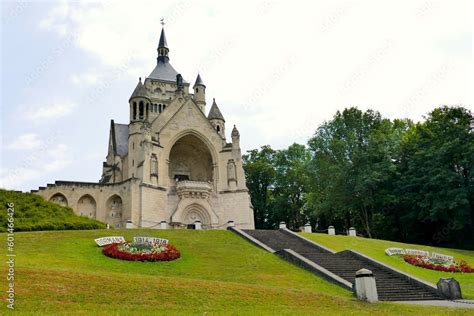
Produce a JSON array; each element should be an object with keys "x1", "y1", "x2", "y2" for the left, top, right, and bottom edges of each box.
[
  {"x1": 194, "y1": 73, "x2": 205, "y2": 87},
  {"x1": 231, "y1": 125, "x2": 240, "y2": 137},
  {"x1": 129, "y1": 78, "x2": 150, "y2": 100},
  {"x1": 208, "y1": 98, "x2": 225, "y2": 122}
]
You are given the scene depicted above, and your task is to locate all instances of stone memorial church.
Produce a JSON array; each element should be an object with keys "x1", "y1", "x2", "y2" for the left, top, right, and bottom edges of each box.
[{"x1": 33, "y1": 28, "x2": 255, "y2": 230}]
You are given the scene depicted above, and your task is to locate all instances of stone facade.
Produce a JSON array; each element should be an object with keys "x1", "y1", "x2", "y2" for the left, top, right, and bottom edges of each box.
[{"x1": 33, "y1": 28, "x2": 255, "y2": 230}]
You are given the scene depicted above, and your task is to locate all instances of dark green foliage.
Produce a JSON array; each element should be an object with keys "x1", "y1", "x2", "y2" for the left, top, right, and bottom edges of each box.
[
  {"x1": 0, "y1": 189, "x2": 105, "y2": 232},
  {"x1": 244, "y1": 106, "x2": 474, "y2": 249}
]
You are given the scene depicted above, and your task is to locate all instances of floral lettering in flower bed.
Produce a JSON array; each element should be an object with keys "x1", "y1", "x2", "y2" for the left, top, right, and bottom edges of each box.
[
  {"x1": 102, "y1": 242, "x2": 180, "y2": 262},
  {"x1": 94, "y1": 236, "x2": 126, "y2": 246},
  {"x1": 133, "y1": 236, "x2": 168, "y2": 246},
  {"x1": 403, "y1": 255, "x2": 474, "y2": 273}
]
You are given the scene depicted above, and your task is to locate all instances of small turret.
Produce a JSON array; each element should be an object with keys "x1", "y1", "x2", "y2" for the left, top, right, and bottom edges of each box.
[
  {"x1": 193, "y1": 73, "x2": 206, "y2": 113},
  {"x1": 129, "y1": 77, "x2": 151, "y2": 122},
  {"x1": 208, "y1": 98, "x2": 225, "y2": 139},
  {"x1": 231, "y1": 125, "x2": 240, "y2": 148}
]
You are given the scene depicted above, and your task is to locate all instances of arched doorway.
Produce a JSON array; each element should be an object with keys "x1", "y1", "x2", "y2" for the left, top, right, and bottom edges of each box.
[
  {"x1": 182, "y1": 203, "x2": 211, "y2": 226},
  {"x1": 49, "y1": 193, "x2": 68, "y2": 207},
  {"x1": 77, "y1": 194, "x2": 96, "y2": 218},
  {"x1": 168, "y1": 134, "x2": 213, "y2": 184},
  {"x1": 106, "y1": 195, "x2": 123, "y2": 228}
]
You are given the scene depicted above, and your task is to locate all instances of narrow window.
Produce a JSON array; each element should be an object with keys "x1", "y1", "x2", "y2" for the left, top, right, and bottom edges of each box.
[{"x1": 139, "y1": 101, "x2": 144, "y2": 119}]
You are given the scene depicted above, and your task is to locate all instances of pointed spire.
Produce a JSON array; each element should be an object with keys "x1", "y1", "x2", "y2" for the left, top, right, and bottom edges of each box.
[
  {"x1": 157, "y1": 27, "x2": 170, "y2": 63},
  {"x1": 129, "y1": 77, "x2": 150, "y2": 100},
  {"x1": 194, "y1": 73, "x2": 205, "y2": 87},
  {"x1": 208, "y1": 98, "x2": 225, "y2": 122},
  {"x1": 158, "y1": 28, "x2": 168, "y2": 49},
  {"x1": 231, "y1": 125, "x2": 240, "y2": 138}
]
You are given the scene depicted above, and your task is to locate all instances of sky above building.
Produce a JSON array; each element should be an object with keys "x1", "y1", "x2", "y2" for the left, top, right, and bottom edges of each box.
[{"x1": 1, "y1": 0, "x2": 472, "y2": 191}]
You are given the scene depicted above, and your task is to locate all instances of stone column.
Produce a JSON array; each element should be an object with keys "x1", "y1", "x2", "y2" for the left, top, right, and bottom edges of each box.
[
  {"x1": 159, "y1": 221, "x2": 168, "y2": 229},
  {"x1": 348, "y1": 227, "x2": 356, "y2": 236},
  {"x1": 195, "y1": 220, "x2": 202, "y2": 230},
  {"x1": 355, "y1": 269, "x2": 378, "y2": 303},
  {"x1": 304, "y1": 223, "x2": 312, "y2": 233},
  {"x1": 328, "y1": 226, "x2": 335, "y2": 235},
  {"x1": 227, "y1": 220, "x2": 235, "y2": 228},
  {"x1": 279, "y1": 221, "x2": 287, "y2": 229}
]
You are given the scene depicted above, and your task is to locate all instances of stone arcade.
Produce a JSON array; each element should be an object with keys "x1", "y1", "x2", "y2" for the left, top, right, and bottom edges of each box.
[{"x1": 33, "y1": 27, "x2": 255, "y2": 230}]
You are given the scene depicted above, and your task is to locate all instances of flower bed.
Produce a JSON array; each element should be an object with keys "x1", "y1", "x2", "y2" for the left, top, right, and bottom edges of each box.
[
  {"x1": 403, "y1": 255, "x2": 474, "y2": 273},
  {"x1": 103, "y1": 242, "x2": 181, "y2": 262}
]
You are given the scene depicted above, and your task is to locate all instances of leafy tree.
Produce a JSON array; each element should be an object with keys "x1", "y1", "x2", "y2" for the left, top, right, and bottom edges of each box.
[
  {"x1": 396, "y1": 106, "x2": 474, "y2": 247},
  {"x1": 271, "y1": 143, "x2": 310, "y2": 229},
  {"x1": 243, "y1": 146, "x2": 276, "y2": 229},
  {"x1": 306, "y1": 108, "x2": 400, "y2": 237}
]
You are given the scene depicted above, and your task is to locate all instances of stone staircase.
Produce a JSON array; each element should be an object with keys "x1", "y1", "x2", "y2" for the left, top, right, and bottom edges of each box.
[{"x1": 243, "y1": 229, "x2": 442, "y2": 301}]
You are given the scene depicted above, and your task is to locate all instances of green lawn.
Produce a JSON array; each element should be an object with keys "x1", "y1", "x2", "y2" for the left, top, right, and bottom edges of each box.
[
  {"x1": 301, "y1": 232, "x2": 474, "y2": 300},
  {"x1": 0, "y1": 229, "x2": 472, "y2": 315}
]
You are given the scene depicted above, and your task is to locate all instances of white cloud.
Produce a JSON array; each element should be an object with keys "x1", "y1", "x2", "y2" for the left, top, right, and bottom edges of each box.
[
  {"x1": 37, "y1": 1, "x2": 472, "y2": 143},
  {"x1": 38, "y1": 0, "x2": 70, "y2": 36},
  {"x1": 6, "y1": 134, "x2": 43, "y2": 150},
  {"x1": 26, "y1": 103, "x2": 76, "y2": 120},
  {"x1": 0, "y1": 144, "x2": 73, "y2": 189},
  {"x1": 69, "y1": 70, "x2": 100, "y2": 85}
]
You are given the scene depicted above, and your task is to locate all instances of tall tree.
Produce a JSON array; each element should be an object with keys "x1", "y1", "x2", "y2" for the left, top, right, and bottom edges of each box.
[
  {"x1": 396, "y1": 106, "x2": 474, "y2": 247},
  {"x1": 307, "y1": 108, "x2": 398, "y2": 237},
  {"x1": 271, "y1": 143, "x2": 310, "y2": 229},
  {"x1": 242, "y1": 146, "x2": 276, "y2": 229}
]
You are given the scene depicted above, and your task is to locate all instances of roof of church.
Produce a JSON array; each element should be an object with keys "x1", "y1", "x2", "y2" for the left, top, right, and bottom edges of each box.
[
  {"x1": 129, "y1": 78, "x2": 150, "y2": 100},
  {"x1": 208, "y1": 98, "x2": 225, "y2": 122},
  {"x1": 148, "y1": 27, "x2": 186, "y2": 83},
  {"x1": 113, "y1": 123, "x2": 129, "y2": 157},
  {"x1": 148, "y1": 60, "x2": 181, "y2": 82},
  {"x1": 194, "y1": 73, "x2": 205, "y2": 87}
]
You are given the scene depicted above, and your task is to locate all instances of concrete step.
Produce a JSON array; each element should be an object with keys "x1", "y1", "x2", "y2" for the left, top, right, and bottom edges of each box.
[{"x1": 244, "y1": 229, "x2": 442, "y2": 301}]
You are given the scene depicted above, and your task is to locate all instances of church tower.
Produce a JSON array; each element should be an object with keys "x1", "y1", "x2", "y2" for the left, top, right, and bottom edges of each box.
[
  {"x1": 35, "y1": 24, "x2": 255, "y2": 230},
  {"x1": 193, "y1": 73, "x2": 206, "y2": 113},
  {"x1": 208, "y1": 98, "x2": 225, "y2": 139}
]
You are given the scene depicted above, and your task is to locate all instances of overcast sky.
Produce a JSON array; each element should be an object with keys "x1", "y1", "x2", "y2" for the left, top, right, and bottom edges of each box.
[{"x1": 1, "y1": 0, "x2": 472, "y2": 192}]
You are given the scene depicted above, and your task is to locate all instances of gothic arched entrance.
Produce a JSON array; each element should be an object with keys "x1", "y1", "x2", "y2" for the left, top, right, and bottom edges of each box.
[{"x1": 168, "y1": 134, "x2": 213, "y2": 184}]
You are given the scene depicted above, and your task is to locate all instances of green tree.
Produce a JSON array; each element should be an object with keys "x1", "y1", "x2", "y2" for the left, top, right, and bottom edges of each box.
[
  {"x1": 307, "y1": 108, "x2": 400, "y2": 237},
  {"x1": 396, "y1": 106, "x2": 474, "y2": 247},
  {"x1": 271, "y1": 143, "x2": 310, "y2": 229},
  {"x1": 242, "y1": 146, "x2": 276, "y2": 229}
]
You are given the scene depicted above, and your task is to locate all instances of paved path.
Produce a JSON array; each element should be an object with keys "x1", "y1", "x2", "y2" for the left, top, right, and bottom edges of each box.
[{"x1": 394, "y1": 300, "x2": 474, "y2": 308}]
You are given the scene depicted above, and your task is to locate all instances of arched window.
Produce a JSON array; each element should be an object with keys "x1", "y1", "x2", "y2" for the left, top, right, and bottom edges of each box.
[
  {"x1": 133, "y1": 102, "x2": 137, "y2": 120},
  {"x1": 216, "y1": 125, "x2": 221, "y2": 133},
  {"x1": 139, "y1": 101, "x2": 144, "y2": 119}
]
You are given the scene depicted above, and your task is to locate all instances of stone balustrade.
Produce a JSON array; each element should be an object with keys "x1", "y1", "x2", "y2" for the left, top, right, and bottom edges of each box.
[{"x1": 176, "y1": 180, "x2": 213, "y2": 199}]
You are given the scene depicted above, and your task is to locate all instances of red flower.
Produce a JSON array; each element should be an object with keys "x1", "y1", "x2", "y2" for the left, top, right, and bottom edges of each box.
[
  {"x1": 403, "y1": 255, "x2": 474, "y2": 273},
  {"x1": 102, "y1": 242, "x2": 181, "y2": 262}
]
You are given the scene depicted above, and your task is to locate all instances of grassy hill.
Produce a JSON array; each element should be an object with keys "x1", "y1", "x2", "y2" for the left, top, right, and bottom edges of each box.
[
  {"x1": 301, "y1": 232, "x2": 474, "y2": 300},
  {"x1": 0, "y1": 189, "x2": 105, "y2": 232},
  {"x1": 0, "y1": 229, "x2": 472, "y2": 315}
]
